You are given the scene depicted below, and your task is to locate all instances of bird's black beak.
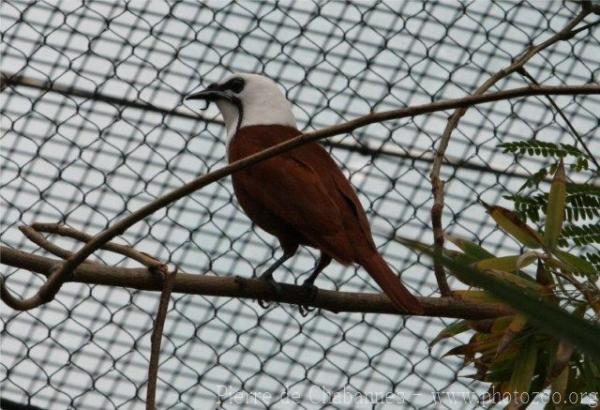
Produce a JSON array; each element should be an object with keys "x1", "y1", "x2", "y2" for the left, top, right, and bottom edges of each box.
[
  {"x1": 186, "y1": 89, "x2": 223, "y2": 102},
  {"x1": 186, "y1": 83, "x2": 234, "y2": 107},
  {"x1": 186, "y1": 82, "x2": 241, "y2": 113}
]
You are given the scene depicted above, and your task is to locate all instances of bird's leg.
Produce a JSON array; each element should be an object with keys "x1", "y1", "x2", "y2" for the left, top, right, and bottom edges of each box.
[
  {"x1": 256, "y1": 248, "x2": 295, "y2": 309},
  {"x1": 299, "y1": 254, "x2": 331, "y2": 316},
  {"x1": 303, "y1": 254, "x2": 331, "y2": 288},
  {"x1": 258, "y1": 251, "x2": 293, "y2": 281}
]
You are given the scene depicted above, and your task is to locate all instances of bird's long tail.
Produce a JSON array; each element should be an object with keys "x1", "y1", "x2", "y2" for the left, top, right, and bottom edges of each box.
[{"x1": 361, "y1": 252, "x2": 424, "y2": 314}]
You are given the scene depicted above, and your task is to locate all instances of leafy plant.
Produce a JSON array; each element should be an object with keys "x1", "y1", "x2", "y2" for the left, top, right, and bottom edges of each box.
[
  {"x1": 400, "y1": 156, "x2": 600, "y2": 409},
  {"x1": 503, "y1": 139, "x2": 600, "y2": 282},
  {"x1": 506, "y1": 185, "x2": 600, "y2": 223},
  {"x1": 499, "y1": 140, "x2": 591, "y2": 187}
]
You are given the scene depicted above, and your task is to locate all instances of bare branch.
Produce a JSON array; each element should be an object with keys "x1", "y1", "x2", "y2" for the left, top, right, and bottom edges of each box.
[
  {"x1": 431, "y1": 180, "x2": 452, "y2": 297},
  {"x1": 13, "y1": 224, "x2": 176, "y2": 408},
  {"x1": 19, "y1": 226, "x2": 73, "y2": 259},
  {"x1": 28, "y1": 223, "x2": 166, "y2": 271},
  {"x1": 428, "y1": 9, "x2": 594, "y2": 297},
  {"x1": 567, "y1": 18, "x2": 600, "y2": 36},
  {"x1": 0, "y1": 246, "x2": 513, "y2": 319},
  {"x1": 146, "y1": 268, "x2": 177, "y2": 410},
  {"x1": 1, "y1": 84, "x2": 598, "y2": 311}
]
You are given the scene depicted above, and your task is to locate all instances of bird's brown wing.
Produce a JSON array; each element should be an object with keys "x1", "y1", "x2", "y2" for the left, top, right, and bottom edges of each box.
[
  {"x1": 290, "y1": 144, "x2": 422, "y2": 313},
  {"x1": 291, "y1": 142, "x2": 377, "y2": 253},
  {"x1": 235, "y1": 151, "x2": 355, "y2": 264},
  {"x1": 229, "y1": 124, "x2": 376, "y2": 263}
]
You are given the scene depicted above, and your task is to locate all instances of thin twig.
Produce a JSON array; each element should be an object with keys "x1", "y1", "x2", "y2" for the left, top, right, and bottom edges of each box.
[
  {"x1": 1, "y1": 83, "x2": 598, "y2": 311},
  {"x1": 518, "y1": 67, "x2": 600, "y2": 171},
  {"x1": 19, "y1": 226, "x2": 73, "y2": 259},
  {"x1": 431, "y1": 181, "x2": 452, "y2": 296},
  {"x1": 29, "y1": 223, "x2": 166, "y2": 271},
  {"x1": 428, "y1": 9, "x2": 592, "y2": 297},
  {"x1": 146, "y1": 268, "x2": 177, "y2": 410},
  {"x1": 0, "y1": 246, "x2": 513, "y2": 319},
  {"x1": 567, "y1": 19, "x2": 600, "y2": 36}
]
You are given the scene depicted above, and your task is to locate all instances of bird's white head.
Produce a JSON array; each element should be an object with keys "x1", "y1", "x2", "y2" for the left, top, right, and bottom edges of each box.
[{"x1": 187, "y1": 73, "x2": 297, "y2": 142}]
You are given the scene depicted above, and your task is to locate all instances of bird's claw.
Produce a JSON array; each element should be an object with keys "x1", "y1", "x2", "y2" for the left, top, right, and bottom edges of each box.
[
  {"x1": 256, "y1": 272, "x2": 283, "y2": 309},
  {"x1": 298, "y1": 281, "x2": 319, "y2": 316},
  {"x1": 298, "y1": 304, "x2": 315, "y2": 317},
  {"x1": 257, "y1": 298, "x2": 272, "y2": 309}
]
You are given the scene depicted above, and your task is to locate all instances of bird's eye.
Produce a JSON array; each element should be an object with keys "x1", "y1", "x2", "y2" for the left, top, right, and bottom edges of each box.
[{"x1": 228, "y1": 78, "x2": 245, "y2": 93}]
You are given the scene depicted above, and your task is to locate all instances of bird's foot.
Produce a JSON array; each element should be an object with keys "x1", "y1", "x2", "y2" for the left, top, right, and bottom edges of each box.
[
  {"x1": 298, "y1": 280, "x2": 319, "y2": 317},
  {"x1": 256, "y1": 270, "x2": 283, "y2": 309}
]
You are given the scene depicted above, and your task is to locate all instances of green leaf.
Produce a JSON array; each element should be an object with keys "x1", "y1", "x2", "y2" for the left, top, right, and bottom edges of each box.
[
  {"x1": 443, "y1": 250, "x2": 484, "y2": 287},
  {"x1": 544, "y1": 160, "x2": 566, "y2": 250},
  {"x1": 481, "y1": 202, "x2": 544, "y2": 248},
  {"x1": 444, "y1": 249, "x2": 478, "y2": 265},
  {"x1": 507, "y1": 336, "x2": 537, "y2": 399},
  {"x1": 453, "y1": 290, "x2": 499, "y2": 303},
  {"x1": 448, "y1": 264, "x2": 541, "y2": 293},
  {"x1": 474, "y1": 253, "x2": 537, "y2": 272},
  {"x1": 445, "y1": 233, "x2": 495, "y2": 260},
  {"x1": 496, "y1": 314, "x2": 527, "y2": 356},
  {"x1": 486, "y1": 270, "x2": 546, "y2": 293},
  {"x1": 397, "y1": 236, "x2": 600, "y2": 361},
  {"x1": 553, "y1": 250, "x2": 596, "y2": 276},
  {"x1": 491, "y1": 316, "x2": 514, "y2": 334},
  {"x1": 430, "y1": 320, "x2": 470, "y2": 347}
]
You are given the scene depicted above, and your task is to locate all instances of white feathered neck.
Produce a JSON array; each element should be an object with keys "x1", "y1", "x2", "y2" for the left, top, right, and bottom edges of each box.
[{"x1": 214, "y1": 73, "x2": 297, "y2": 144}]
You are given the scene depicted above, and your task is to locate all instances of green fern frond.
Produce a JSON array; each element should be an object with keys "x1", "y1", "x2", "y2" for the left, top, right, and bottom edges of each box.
[
  {"x1": 571, "y1": 156, "x2": 589, "y2": 172},
  {"x1": 506, "y1": 195, "x2": 600, "y2": 223},
  {"x1": 518, "y1": 167, "x2": 550, "y2": 192},
  {"x1": 583, "y1": 252, "x2": 600, "y2": 276},
  {"x1": 505, "y1": 184, "x2": 600, "y2": 223},
  {"x1": 560, "y1": 223, "x2": 600, "y2": 246},
  {"x1": 566, "y1": 183, "x2": 600, "y2": 196},
  {"x1": 499, "y1": 140, "x2": 589, "y2": 160}
]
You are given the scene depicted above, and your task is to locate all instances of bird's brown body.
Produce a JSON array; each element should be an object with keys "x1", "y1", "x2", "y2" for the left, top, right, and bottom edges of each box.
[{"x1": 228, "y1": 124, "x2": 423, "y2": 313}]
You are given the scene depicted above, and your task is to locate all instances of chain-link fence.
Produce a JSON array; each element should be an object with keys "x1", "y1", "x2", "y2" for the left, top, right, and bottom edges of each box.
[{"x1": 1, "y1": 1, "x2": 598, "y2": 409}]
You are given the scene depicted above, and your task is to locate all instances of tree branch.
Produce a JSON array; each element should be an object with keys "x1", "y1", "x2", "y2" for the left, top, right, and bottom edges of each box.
[
  {"x1": 428, "y1": 9, "x2": 593, "y2": 297},
  {"x1": 0, "y1": 246, "x2": 513, "y2": 319},
  {"x1": 146, "y1": 268, "x2": 176, "y2": 410},
  {"x1": 1, "y1": 84, "x2": 598, "y2": 311},
  {"x1": 25, "y1": 223, "x2": 166, "y2": 271}
]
